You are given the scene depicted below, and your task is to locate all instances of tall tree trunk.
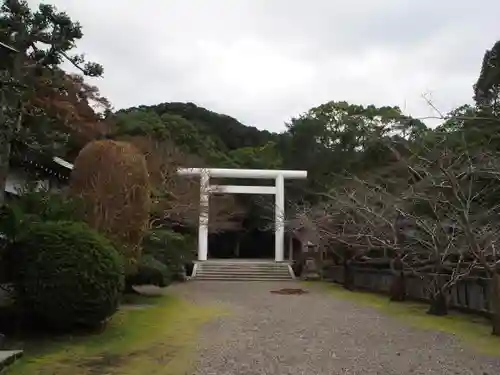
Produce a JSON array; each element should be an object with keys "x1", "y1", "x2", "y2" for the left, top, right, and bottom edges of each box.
[
  {"x1": 427, "y1": 265, "x2": 449, "y2": 316},
  {"x1": 428, "y1": 274, "x2": 448, "y2": 316},
  {"x1": 491, "y1": 272, "x2": 500, "y2": 336},
  {"x1": 390, "y1": 271, "x2": 406, "y2": 302},
  {"x1": 343, "y1": 258, "x2": 354, "y2": 290},
  {"x1": 389, "y1": 256, "x2": 406, "y2": 302},
  {"x1": 428, "y1": 290, "x2": 448, "y2": 316}
]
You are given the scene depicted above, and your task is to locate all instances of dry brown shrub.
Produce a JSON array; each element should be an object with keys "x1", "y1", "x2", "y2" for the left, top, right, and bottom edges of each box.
[{"x1": 69, "y1": 140, "x2": 151, "y2": 275}]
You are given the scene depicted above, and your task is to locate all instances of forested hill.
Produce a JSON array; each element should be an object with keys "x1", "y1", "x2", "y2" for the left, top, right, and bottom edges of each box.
[
  {"x1": 147, "y1": 102, "x2": 278, "y2": 151},
  {"x1": 112, "y1": 100, "x2": 429, "y2": 198},
  {"x1": 115, "y1": 102, "x2": 278, "y2": 150},
  {"x1": 113, "y1": 102, "x2": 283, "y2": 170}
]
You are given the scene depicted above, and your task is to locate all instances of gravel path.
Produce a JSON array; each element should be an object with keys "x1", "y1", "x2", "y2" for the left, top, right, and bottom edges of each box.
[{"x1": 171, "y1": 281, "x2": 500, "y2": 375}]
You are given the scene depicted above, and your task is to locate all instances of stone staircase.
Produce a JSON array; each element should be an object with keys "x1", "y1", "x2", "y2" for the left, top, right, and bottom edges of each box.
[{"x1": 192, "y1": 260, "x2": 295, "y2": 281}]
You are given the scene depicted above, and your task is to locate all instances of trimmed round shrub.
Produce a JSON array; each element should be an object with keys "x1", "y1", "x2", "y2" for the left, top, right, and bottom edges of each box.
[
  {"x1": 127, "y1": 255, "x2": 171, "y2": 288},
  {"x1": 14, "y1": 221, "x2": 125, "y2": 330}
]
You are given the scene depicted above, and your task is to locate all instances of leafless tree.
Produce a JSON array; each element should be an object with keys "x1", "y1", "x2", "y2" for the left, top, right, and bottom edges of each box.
[
  {"x1": 124, "y1": 136, "x2": 246, "y2": 234},
  {"x1": 389, "y1": 140, "x2": 500, "y2": 319}
]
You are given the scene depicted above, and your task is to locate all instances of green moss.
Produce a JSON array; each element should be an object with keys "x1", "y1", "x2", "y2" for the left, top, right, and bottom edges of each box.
[
  {"x1": 6, "y1": 293, "x2": 225, "y2": 375},
  {"x1": 306, "y1": 281, "x2": 500, "y2": 357}
]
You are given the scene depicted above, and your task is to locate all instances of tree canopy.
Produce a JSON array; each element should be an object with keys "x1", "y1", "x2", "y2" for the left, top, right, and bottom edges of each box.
[{"x1": 0, "y1": 0, "x2": 107, "y2": 201}]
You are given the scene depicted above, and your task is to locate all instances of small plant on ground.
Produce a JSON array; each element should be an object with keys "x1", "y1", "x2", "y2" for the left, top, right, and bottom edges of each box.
[
  {"x1": 142, "y1": 228, "x2": 195, "y2": 280},
  {"x1": 127, "y1": 254, "x2": 172, "y2": 288}
]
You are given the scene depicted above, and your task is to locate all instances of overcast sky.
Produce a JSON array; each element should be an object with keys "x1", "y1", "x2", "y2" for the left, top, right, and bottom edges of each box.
[{"x1": 30, "y1": 0, "x2": 500, "y2": 132}]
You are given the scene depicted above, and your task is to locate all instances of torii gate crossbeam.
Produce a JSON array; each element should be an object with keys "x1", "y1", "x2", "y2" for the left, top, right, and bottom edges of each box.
[{"x1": 177, "y1": 168, "x2": 307, "y2": 262}]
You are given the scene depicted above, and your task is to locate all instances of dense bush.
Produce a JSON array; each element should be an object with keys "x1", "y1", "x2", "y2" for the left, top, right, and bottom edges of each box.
[
  {"x1": 142, "y1": 229, "x2": 195, "y2": 280},
  {"x1": 12, "y1": 188, "x2": 84, "y2": 223},
  {"x1": 0, "y1": 191, "x2": 84, "y2": 284},
  {"x1": 12, "y1": 221, "x2": 124, "y2": 330},
  {"x1": 0, "y1": 189, "x2": 83, "y2": 240},
  {"x1": 127, "y1": 255, "x2": 171, "y2": 287}
]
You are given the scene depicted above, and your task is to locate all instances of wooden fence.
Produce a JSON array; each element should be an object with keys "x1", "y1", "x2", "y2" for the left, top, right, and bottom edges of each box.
[{"x1": 325, "y1": 266, "x2": 492, "y2": 316}]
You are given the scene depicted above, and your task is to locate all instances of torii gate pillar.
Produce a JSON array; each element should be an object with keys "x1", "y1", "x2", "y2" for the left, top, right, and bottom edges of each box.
[{"x1": 177, "y1": 168, "x2": 307, "y2": 262}]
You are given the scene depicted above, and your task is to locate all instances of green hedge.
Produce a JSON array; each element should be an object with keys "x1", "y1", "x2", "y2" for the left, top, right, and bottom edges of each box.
[
  {"x1": 127, "y1": 254, "x2": 172, "y2": 287},
  {"x1": 142, "y1": 229, "x2": 195, "y2": 279},
  {"x1": 13, "y1": 221, "x2": 125, "y2": 330}
]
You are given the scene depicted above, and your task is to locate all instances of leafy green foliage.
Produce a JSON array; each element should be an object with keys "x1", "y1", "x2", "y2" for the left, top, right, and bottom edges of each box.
[
  {"x1": 228, "y1": 141, "x2": 282, "y2": 169},
  {"x1": 0, "y1": 0, "x2": 105, "y2": 203},
  {"x1": 149, "y1": 102, "x2": 277, "y2": 151},
  {"x1": 12, "y1": 220, "x2": 124, "y2": 330},
  {"x1": 0, "y1": 202, "x2": 27, "y2": 243},
  {"x1": 113, "y1": 107, "x2": 230, "y2": 166},
  {"x1": 142, "y1": 229, "x2": 195, "y2": 278},
  {"x1": 282, "y1": 101, "x2": 427, "y2": 197},
  {"x1": 0, "y1": 0, "x2": 103, "y2": 76},
  {"x1": 0, "y1": 189, "x2": 84, "y2": 284},
  {"x1": 127, "y1": 228, "x2": 196, "y2": 287},
  {"x1": 10, "y1": 188, "x2": 83, "y2": 222},
  {"x1": 474, "y1": 40, "x2": 500, "y2": 116},
  {"x1": 127, "y1": 254, "x2": 171, "y2": 287}
]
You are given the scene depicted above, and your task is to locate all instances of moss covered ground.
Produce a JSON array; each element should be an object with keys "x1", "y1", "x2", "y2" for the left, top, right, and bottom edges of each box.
[
  {"x1": 5, "y1": 292, "x2": 223, "y2": 375},
  {"x1": 306, "y1": 281, "x2": 500, "y2": 357}
]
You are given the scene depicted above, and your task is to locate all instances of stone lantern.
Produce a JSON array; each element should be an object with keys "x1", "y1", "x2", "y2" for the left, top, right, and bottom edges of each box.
[{"x1": 301, "y1": 241, "x2": 322, "y2": 280}]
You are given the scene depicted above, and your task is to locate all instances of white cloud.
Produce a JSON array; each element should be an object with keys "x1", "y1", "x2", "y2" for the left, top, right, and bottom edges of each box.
[{"x1": 29, "y1": 0, "x2": 500, "y2": 131}]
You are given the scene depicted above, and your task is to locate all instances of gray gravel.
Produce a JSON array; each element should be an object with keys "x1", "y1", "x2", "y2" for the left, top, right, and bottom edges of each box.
[{"x1": 170, "y1": 281, "x2": 500, "y2": 375}]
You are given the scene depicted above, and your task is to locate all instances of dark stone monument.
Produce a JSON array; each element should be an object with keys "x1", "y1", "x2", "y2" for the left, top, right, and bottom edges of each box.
[{"x1": 301, "y1": 241, "x2": 321, "y2": 280}]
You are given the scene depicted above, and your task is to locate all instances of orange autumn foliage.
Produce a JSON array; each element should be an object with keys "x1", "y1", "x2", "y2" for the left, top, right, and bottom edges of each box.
[{"x1": 69, "y1": 140, "x2": 150, "y2": 275}]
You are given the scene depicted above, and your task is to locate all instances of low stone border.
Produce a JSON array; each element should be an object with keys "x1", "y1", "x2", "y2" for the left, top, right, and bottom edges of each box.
[{"x1": 0, "y1": 350, "x2": 23, "y2": 372}]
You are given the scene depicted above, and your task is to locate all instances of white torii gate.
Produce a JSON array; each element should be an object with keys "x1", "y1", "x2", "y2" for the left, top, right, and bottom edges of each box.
[{"x1": 177, "y1": 168, "x2": 307, "y2": 262}]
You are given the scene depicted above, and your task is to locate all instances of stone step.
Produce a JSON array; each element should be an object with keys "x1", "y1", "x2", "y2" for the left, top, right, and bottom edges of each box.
[
  {"x1": 196, "y1": 270, "x2": 290, "y2": 276},
  {"x1": 199, "y1": 266, "x2": 290, "y2": 271},
  {"x1": 198, "y1": 264, "x2": 289, "y2": 271},
  {"x1": 198, "y1": 266, "x2": 290, "y2": 269},
  {"x1": 193, "y1": 261, "x2": 294, "y2": 281},
  {"x1": 194, "y1": 279, "x2": 294, "y2": 282},
  {"x1": 199, "y1": 270, "x2": 290, "y2": 275},
  {"x1": 198, "y1": 262, "x2": 289, "y2": 266},
  {"x1": 197, "y1": 272, "x2": 291, "y2": 278},
  {"x1": 195, "y1": 275, "x2": 294, "y2": 281},
  {"x1": 199, "y1": 264, "x2": 289, "y2": 268}
]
